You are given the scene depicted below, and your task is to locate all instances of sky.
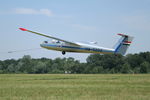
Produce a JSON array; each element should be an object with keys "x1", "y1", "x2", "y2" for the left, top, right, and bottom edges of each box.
[{"x1": 0, "y1": 0, "x2": 150, "y2": 62}]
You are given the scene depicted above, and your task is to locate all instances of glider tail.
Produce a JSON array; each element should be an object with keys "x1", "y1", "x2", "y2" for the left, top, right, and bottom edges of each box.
[{"x1": 114, "y1": 33, "x2": 134, "y2": 55}]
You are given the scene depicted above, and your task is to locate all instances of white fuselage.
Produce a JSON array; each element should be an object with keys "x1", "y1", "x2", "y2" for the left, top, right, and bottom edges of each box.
[{"x1": 40, "y1": 41, "x2": 115, "y2": 54}]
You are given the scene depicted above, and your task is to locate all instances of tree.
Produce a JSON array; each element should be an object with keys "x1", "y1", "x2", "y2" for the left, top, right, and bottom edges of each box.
[
  {"x1": 121, "y1": 62, "x2": 133, "y2": 74},
  {"x1": 64, "y1": 57, "x2": 78, "y2": 73},
  {"x1": 51, "y1": 58, "x2": 65, "y2": 73},
  {"x1": 1, "y1": 52, "x2": 150, "y2": 74},
  {"x1": 0, "y1": 61, "x2": 3, "y2": 73},
  {"x1": 33, "y1": 61, "x2": 47, "y2": 73},
  {"x1": 126, "y1": 53, "x2": 144, "y2": 69},
  {"x1": 17, "y1": 55, "x2": 34, "y2": 73},
  {"x1": 86, "y1": 54, "x2": 124, "y2": 73},
  {"x1": 140, "y1": 61, "x2": 150, "y2": 73}
]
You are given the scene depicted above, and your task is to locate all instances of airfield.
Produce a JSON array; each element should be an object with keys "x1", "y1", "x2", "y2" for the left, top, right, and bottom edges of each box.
[{"x1": 0, "y1": 74, "x2": 149, "y2": 100}]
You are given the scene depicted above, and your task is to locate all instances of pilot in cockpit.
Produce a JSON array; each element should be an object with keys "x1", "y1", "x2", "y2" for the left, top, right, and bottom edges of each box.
[{"x1": 44, "y1": 41, "x2": 48, "y2": 43}]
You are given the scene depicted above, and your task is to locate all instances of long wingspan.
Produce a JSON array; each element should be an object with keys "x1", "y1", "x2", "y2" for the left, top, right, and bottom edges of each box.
[{"x1": 19, "y1": 28, "x2": 80, "y2": 46}]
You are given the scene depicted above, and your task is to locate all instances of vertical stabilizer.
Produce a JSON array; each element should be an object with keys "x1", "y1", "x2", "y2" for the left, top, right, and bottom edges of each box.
[{"x1": 114, "y1": 33, "x2": 134, "y2": 55}]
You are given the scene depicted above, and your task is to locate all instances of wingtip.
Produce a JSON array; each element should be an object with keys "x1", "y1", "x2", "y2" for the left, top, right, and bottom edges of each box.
[{"x1": 19, "y1": 28, "x2": 27, "y2": 31}]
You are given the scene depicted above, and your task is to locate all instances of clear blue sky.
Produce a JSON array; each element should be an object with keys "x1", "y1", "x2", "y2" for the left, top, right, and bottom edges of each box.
[{"x1": 0, "y1": 0, "x2": 150, "y2": 62}]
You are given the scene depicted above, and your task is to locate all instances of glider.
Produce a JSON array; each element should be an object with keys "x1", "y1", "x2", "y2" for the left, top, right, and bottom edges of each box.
[{"x1": 19, "y1": 28, "x2": 133, "y2": 55}]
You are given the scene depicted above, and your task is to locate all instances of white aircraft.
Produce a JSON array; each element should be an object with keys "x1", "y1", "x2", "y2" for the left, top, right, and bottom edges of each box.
[{"x1": 19, "y1": 28, "x2": 133, "y2": 55}]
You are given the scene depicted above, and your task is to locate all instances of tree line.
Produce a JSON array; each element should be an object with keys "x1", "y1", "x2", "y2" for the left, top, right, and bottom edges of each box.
[{"x1": 0, "y1": 51, "x2": 150, "y2": 74}]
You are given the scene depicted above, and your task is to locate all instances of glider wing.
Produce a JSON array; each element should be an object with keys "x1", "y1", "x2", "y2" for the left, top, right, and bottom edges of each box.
[{"x1": 19, "y1": 28, "x2": 80, "y2": 46}]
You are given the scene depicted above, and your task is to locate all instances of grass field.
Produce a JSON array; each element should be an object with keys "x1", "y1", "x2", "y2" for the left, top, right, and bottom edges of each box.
[{"x1": 0, "y1": 74, "x2": 150, "y2": 100}]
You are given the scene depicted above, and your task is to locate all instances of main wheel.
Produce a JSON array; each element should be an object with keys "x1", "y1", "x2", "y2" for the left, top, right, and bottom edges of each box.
[{"x1": 62, "y1": 51, "x2": 66, "y2": 55}]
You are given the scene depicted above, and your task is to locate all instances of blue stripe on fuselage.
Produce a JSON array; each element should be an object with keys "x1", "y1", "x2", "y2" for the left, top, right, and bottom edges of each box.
[{"x1": 41, "y1": 44, "x2": 113, "y2": 53}]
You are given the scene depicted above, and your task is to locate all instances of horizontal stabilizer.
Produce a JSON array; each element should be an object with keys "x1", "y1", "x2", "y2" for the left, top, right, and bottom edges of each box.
[{"x1": 117, "y1": 33, "x2": 128, "y2": 37}]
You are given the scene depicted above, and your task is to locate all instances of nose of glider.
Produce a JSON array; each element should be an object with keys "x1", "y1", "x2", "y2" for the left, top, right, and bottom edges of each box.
[
  {"x1": 40, "y1": 43, "x2": 45, "y2": 47},
  {"x1": 40, "y1": 42, "x2": 48, "y2": 49}
]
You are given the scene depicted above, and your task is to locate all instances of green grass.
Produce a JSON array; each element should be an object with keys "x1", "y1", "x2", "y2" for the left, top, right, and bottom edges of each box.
[{"x1": 0, "y1": 74, "x2": 150, "y2": 100}]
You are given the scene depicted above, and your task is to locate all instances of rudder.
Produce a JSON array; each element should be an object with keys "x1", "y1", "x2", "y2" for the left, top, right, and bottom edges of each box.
[{"x1": 114, "y1": 33, "x2": 134, "y2": 55}]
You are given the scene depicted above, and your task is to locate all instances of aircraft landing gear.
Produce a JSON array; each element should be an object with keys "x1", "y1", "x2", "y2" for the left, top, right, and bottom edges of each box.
[{"x1": 62, "y1": 51, "x2": 66, "y2": 55}]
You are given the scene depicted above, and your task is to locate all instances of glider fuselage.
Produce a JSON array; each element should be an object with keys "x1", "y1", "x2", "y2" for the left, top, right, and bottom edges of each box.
[{"x1": 40, "y1": 41, "x2": 114, "y2": 54}]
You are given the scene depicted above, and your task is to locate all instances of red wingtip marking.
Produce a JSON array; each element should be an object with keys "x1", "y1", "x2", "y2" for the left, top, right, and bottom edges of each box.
[{"x1": 19, "y1": 28, "x2": 27, "y2": 31}]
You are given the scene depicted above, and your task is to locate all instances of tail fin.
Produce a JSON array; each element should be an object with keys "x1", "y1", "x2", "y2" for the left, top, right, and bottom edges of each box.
[{"x1": 114, "y1": 33, "x2": 134, "y2": 55}]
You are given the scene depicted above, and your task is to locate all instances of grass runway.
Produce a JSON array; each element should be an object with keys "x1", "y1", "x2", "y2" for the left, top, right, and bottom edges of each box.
[{"x1": 0, "y1": 74, "x2": 150, "y2": 100}]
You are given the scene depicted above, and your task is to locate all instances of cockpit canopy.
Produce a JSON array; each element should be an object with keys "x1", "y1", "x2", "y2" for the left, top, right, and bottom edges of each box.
[
  {"x1": 89, "y1": 41, "x2": 98, "y2": 44},
  {"x1": 51, "y1": 39, "x2": 60, "y2": 43},
  {"x1": 43, "y1": 39, "x2": 61, "y2": 44}
]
